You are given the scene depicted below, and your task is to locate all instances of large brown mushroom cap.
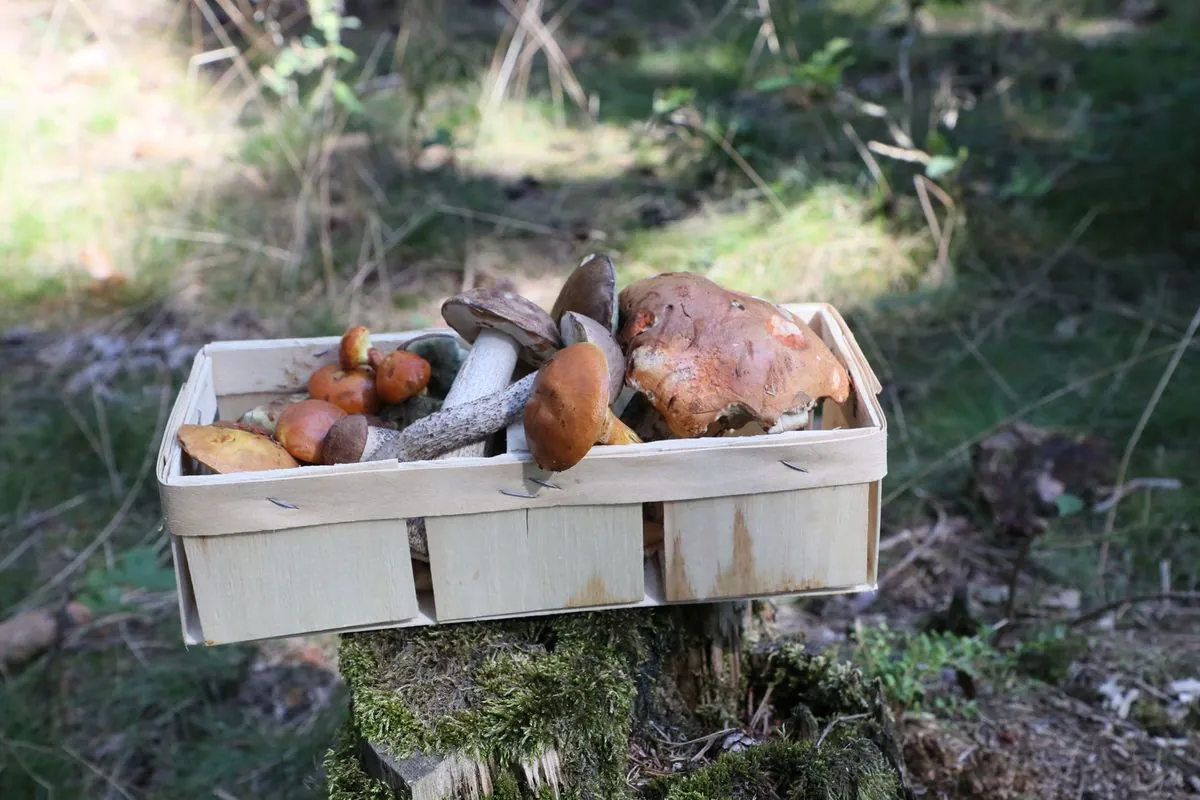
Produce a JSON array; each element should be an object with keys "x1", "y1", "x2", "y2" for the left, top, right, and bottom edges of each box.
[
  {"x1": 178, "y1": 424, "x2": 299, "y2": 473},
  {"x1": 440, "y1": 287, "x2": 561, "y2": 366},
  {"x1": 523, "y1": 342, "x2": 641, "y2": 472},
  {"x1": 616, "y1": 272, "x2": 851, "y2": 439},
  {"x1": 550, "y1": 252, "x2": 619, "y2": 335}
]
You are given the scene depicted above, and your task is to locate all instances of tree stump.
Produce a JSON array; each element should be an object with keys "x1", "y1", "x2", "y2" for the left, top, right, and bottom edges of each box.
[{"x1": 324, "y1": 602, "x2": 911, "y2": 799}]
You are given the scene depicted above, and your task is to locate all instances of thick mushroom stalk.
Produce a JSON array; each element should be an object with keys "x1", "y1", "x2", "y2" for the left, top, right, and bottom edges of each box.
[
  {"x1": 323, "y1": 373, "x2": 536, "y2": 464},
  {"x1": 523, "y1": 342, "x2": 642, "y2": 473}
]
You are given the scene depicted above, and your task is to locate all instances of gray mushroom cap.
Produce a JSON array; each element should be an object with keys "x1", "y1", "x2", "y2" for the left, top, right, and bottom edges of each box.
[
  {"x1": 440, "y1": 287, "x2": 561, "y2": 366},
  {"x1": 560, "y1": 310, "x2": 625, "y2": 405},
  {"x1": 550, "y1": 252, "x2": 619, "y2": 335}
]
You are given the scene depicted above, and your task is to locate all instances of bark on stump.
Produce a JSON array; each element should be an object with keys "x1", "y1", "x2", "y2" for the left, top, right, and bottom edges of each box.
[{"x1": 325, "y1": 602, "x2": 911, "y2": 800}]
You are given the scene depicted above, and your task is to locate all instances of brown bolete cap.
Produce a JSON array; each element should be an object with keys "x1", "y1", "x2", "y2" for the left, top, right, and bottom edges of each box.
[
  {"x1": 523, "y1": 342, "x2": 641, "y2": 472},
  {"x1": 178, "y1": 424, "x2": 299, "y2": 473},
  {"x1": 321, "y1": 414, "x2": 369, "y2": 465},
  {"x1": 560, "y1": 310, "x2": 625, "y2": 405},
  {"x1": 616, "y1": 272, "x2": 851, "y2": 438},
  {"x1": 441, "y1": 287, "x2": 561, "y2": 366},
  {"x1": 550, "y1": 252, "x2": 619, "y2": 335}
]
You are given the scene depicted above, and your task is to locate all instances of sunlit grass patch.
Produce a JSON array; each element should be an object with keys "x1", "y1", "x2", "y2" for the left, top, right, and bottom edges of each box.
[
  {"x1": 618, "y1": 183, "x2": 929, "y2": 306},
  {"x1": 0, "y1": 4, "x2": 240, "y2": 321}
]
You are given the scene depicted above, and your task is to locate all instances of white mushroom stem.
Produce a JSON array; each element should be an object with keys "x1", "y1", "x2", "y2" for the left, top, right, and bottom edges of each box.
[
  {"x1": 357, "y1": 372, "x2": 534, "y2": 462},
  {"x1": 506, "y1": 418, "x2": 529, "y2": 453},
  {"x1": 403, "y1": 328, "x2": 522, "y2": 559},
  {"x1": 440, "y1": 327, "x2": 521, "y2": 458}
]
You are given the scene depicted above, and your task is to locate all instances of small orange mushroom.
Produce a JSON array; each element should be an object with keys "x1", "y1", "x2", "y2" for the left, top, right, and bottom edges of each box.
[
  {"x1": 339, "y1": 325, "x2": 373, "y2": 370},
  {"x1": 308, "y1": 363, "x2": 380, "y2": 415},
  {"x1": 375, "y1": 350, "x2": 432, "y2": 405},
  {"x1": 275, "y1": 399, "x2": 348, "y2": 463}
]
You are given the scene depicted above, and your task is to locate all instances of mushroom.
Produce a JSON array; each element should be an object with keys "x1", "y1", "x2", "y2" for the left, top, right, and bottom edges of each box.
[
  {"x1": 339, "y1": 325, "x2": 373, "y2": 370},
  {"x1": 238, "y1": 392, "x2": 308, "y2": 435},
  {"x1": 374, "y1": 350, "x2": 432, "y2": 406},
  {"x1": 400, "y1": 332, "x2": 469, "y2": 399},
  {"x1": 275, "y1": 398, "x2": 348, "y2": 463},
  {"x1": 308, "y1": 363, "x2": 380, "y2": 415},
  {"x1": 616, "y1": 272, "x2": 851, "y2": 438},
  {"x1": 522, "y1": 342, "x2": 643, "y2": 473},
  {"x1": 178, "y1": 424, "x2": 299, "y2": 474},
  {"x1": 504, "y1": 309, "x2": 624, "y2": 453},
  {"x1": 321, "y1": 372, "x2": 536, "y2": 464},
  {"x1": 212, "y1": 419, "x2": 273, "y2": 438},
  {"x1": 550, "y1": 252, "x2": 619, "y2": 335},
  {"x1": 437, "y1": 287, "x2": 561, "y2": 458},
  {"x1": 559, "y1": 310, "x2": 625, "y2": 405}
]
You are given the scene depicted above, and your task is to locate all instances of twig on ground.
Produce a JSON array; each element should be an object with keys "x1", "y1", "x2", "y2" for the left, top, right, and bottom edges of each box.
[
  {"x1": 949, "y1": 320, "x2": 1019, "y2": 403},
  {"x1": 920, "y1": 206, "x2": 1102, "y2": 392},
  {"x1": 694, "y1": 122, "x2": 788, "y2": 217},
  {"x1": 1066, "y1": 592, "x2": 1200, "y2": 629},
  {"x1": 884, "y1": 341, "x2": 1184, "y2": 506},
  {"x1": 877, "y1": 511, "x2": 955, "y2": 590},
  {"x1": 843, "y1": 122, "x2": 893, "y2": 201},
  {"x1": 16, "y1": 379, "x2": 171, "y2": 613},
  {"x1": 854, "y1": 320, "x2": 918, "y2": 466},
  {"x1": 1097, "y1": 301, "x2": 1200, "y2": 577},
  {"x1": 1093, "y1": 478, "x2": 1182, "y2": 513},
  {"x1": 0, "y1": 494, "x2": 89, "y2": 575},
  {"x1": 816, "y1": 713, "x2": 868, "y2": 749},
  {"x1": 60, "y1": 743, "x2": 135, "y2": 800}
]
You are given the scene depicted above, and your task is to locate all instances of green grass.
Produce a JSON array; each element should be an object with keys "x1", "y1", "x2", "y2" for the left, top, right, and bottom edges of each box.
[{"x1": 3, "y1": 0, "x2": 1200, "y2": 795}]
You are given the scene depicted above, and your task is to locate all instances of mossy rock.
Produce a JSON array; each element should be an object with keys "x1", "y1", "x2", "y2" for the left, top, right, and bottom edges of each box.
[{"x1": 331, "y1": 607, "x2": 910, "y2": 799}]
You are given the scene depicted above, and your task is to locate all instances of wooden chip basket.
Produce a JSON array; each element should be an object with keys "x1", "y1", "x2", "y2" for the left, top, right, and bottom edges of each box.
[{"x1": 156, "y1": 302, "x2": 887, "y2": 645}]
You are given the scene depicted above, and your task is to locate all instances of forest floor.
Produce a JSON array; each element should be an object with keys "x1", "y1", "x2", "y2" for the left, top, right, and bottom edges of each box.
[{"x1": 2, "y1": 0, "x2": 1199, "y2": 797}]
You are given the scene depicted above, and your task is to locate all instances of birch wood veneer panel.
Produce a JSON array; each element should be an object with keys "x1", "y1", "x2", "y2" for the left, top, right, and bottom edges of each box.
[
  {"x1": 426, "y1": 504, "x2": 643, "y2": 622},
  {"x1": 160, "y1": 428, "x2": 885, "y2": 537},
  {"x1": 182, "y1": 519, "x2": 419, "y2": 643},
  {"x1": 662, "y1": 484, "x2": 870, "y2": 602}
]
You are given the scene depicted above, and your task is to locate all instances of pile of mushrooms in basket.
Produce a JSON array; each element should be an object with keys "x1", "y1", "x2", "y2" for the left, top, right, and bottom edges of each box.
[{"x1": 177, "y1": 254, "x2": 852, "y2": 476}]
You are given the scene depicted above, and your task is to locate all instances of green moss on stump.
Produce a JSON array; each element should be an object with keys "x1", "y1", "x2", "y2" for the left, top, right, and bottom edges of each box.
[
  {"x1": 337, "y1": 609, "x2": 907, "y2": 799},
  {"x1": 644, "y1": 738, "x2": 899, "y2": 800},
  {"x1": 338, "y1": 609, "x2": 676, "y2": 798},
  {"x1": 324, "y1": 722, "x2": 393, "y2": 800}
]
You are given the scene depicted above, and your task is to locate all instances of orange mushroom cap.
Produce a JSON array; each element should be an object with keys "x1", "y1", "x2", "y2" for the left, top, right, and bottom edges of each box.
[
  {"x1": 275, "y1": 398, "x2": 348, "y2": 463},
  {"x1": 375, "y1": 350, "x2": 432, "y2": 405},
  {"x1": 308, "y1": 363, "x2": 380, "y2": 415},
  {"x1": 523, "y1": 342, "x2": 641, "y2": 472},
  {"x1": 340, "y1": 325, "x2": 372, "y2": 370}
]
